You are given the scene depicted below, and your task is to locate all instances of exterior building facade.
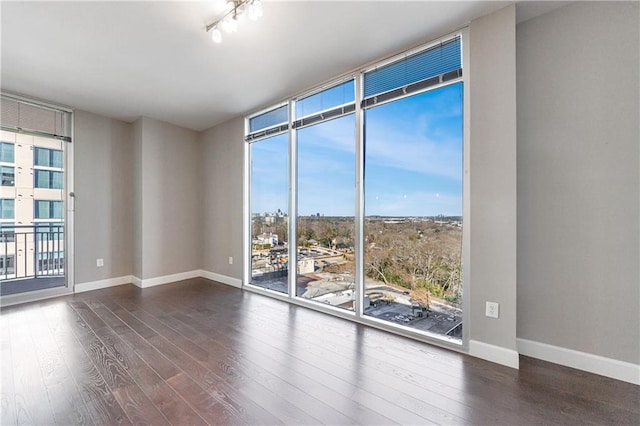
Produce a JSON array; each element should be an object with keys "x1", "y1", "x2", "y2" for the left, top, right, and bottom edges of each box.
[{"x1": 0, "y1": 130, "x2": 65, "y2": 280}]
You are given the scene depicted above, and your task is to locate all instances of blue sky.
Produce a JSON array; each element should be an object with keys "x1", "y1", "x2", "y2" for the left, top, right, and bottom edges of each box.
[
  {"x1": 251, "y1": 82, "x2": 463, "y2": 217},
  {"x1": 251, "y1": 133, "x2": 289, "y2": 216}
]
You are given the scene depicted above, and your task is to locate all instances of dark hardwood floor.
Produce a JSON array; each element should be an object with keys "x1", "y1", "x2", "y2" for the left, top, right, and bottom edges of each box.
[{"x1": 1, "y1": 278, "x2": 638, "y2": 425}]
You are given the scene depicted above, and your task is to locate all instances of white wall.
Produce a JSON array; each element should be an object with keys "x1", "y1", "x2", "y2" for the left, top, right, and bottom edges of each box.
[
  {"x1": 133, "y1": 117, "x2": 201, "y2": 281},
  {"x1": 468, "y1": 5, "x2": 519, "y2": 365},
  {"x1": 74, "y1": 114, "x2": 202, "y2": 287},
  {"x1": 517, "y1": 2, "x2": 639, "y2": 367},
  {"x1": 74, "y1": 110, "x2": 134, "y2": 284},
  {"x1": 132, "y1": 118, "x2": 143, "y2": 279},
  {"x1": 200, "y1": 117, "x2": 244, "y2": 283}
]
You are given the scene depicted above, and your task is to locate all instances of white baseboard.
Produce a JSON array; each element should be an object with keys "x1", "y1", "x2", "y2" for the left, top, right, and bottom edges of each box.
[
  {"x1": 78, "y1": 270, "x2": 241, "y2": 292},
  {"x1": 75, "y1": 276, "x2": 132, "y2": 293},
  {"x1": 199, "y1": 270, "x2": 243, "y2": 288},
  {"x1": 131, "y1": 270, "x2": 201, "y2": 288},
  {"x1": 517, "y1": 338, "x2": 640, "y2": 385},
  {"x1": 469, "y1": 339, "x2": 520, "y2": 369},
  {"x1": 131, "y1": 275, "x2": 143, "y2": 287}
]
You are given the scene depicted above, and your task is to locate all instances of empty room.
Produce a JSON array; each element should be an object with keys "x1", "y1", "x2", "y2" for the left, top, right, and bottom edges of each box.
[{"x1": 1, "y1": 1, "x2": 638, "y2": 424}]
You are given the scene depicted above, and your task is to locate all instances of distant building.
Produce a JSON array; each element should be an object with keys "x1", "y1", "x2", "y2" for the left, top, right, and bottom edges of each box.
[
  {"x1": 298, "y1": 258, "x2": 314, "y2": 274},
  {"x1": 254, "y1": 232, "x2": 278, "y2": 247},
  {"x1": 0, "y1": 131, "x2": 65, "y2": 278}
]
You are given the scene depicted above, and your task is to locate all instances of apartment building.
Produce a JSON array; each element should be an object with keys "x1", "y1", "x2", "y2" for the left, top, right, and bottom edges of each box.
[{"x1": 0, "y1": 129, "x2": 65, "y2": 282}]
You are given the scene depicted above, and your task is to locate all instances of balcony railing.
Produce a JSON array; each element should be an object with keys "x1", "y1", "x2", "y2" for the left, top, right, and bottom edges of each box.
[{"x1": 1, "y1": 223, "x2": 65, "y2": 281}]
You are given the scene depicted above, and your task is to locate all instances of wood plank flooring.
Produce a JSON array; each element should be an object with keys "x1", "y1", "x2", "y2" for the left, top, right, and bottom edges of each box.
[{"x1": 1, "y1": 278, "x2": 638, "y2": 425}]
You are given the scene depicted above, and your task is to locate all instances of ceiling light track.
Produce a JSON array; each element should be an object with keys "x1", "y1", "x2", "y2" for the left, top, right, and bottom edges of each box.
[{"x1": 206, "y1": 0, "x2": 263, "y2": 44}]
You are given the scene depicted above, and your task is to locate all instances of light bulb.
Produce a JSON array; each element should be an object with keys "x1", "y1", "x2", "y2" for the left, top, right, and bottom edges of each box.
[
  {"x1": 236, "y1": 2, "x2": 246, "y2": 17},
  {"x1": 247, "y1": 6, "x2": 257, "y2": 21},
  {"x1": 222, "y1": 15, "x2": 238, "y2": 33},
  {"x1": 211, "y1": 28, "x2": 222, "y2": 43},
  {"x1": 253, "y1": 0, "x2": 263, "y2": 18},
  {"x1": 247, "y1": 1, "x2": 261, "y2": 21}
]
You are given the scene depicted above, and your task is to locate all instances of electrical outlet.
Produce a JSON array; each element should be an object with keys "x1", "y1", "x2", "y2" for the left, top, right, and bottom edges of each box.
[
  {"x1": 228, "y1": 256, "x2": 233, "y2": 265},
  {"x1": 486, "y1": 301, "x2": 499, "y2": 319},
  {"x1": 96, "y1": 258, "x2": 104, "y2": 267}
]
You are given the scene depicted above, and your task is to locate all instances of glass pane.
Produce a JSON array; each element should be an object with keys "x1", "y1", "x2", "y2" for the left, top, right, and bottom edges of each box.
[
  {"x1": 0, "y1": 143, "x2": 14, "y2": 163},
  {"x1": 296, "y1": 114, "x2": 356, "y2": 310},
  {"x1": 250, "y1": 133, "x2": 289, "y2": 293},
  {"x1": 1, "y1": 199, "x2": 14, "y2": 219},
  {"x1": 35, "y1": 200, "x2": 49, "y2": 219},
  {"x1": 35, "y1": 147, "x2": 49, "y2": 166},
  {"x1": 52, "y1": 201, "x2": 63, "y2": 219},
  {"x1": 52, "y1": 150, "x2": 63, "y2": 168},
  {"x1": 0, "y1": 224, "x2": 15, "y2": 243},
  {"x1": 52, "y1": 171, "x2": 63, "y2": 189},
  {"x1": 364, "y1": 82, "x2": 463, "y2": 340},
  {"x1": 1, "y1": 166, "x2": 14, "y2": 186},
  {"x1": 296, "y1": 80, "x2": 355, "y2": 118},
  {"x1": 35, "y1": 170, "x2": 49, "y2": 188},
  {"x1": 2, "y1": 129, "x2": 65, "y2": 292},
  {"x1": 249, "y1": 105, "x2": 288, "y2": 133},
  {"x1": 1, "y1": 255, "x2": 15, "y2": 274}
]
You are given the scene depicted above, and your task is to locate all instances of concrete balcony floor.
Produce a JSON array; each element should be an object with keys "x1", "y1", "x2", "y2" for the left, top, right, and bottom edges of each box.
[{"x1": 1, "y1": 276, "x2": 65, "y2": 296}]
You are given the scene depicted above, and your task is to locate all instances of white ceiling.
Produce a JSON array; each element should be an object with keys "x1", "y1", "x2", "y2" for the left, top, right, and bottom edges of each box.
[{"x1": 1, "y1": 1, "x2": 566, "y2": 131}]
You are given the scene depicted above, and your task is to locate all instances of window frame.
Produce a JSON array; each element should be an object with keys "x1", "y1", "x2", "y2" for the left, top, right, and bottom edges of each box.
[
  {"x1": 34, "y1": 147, "x2": 64, "y2": 169},
  {"x1": 0, "y1": 142, "x2": 15, "y2": 164},
  {"x1": 245, "y1": 102, "x2": 290, "y2": 142},
  {"x1": 247, "y1": 131, "x2": 291, "y2": 295},
  {"x1": 243, "y1": 29, "x2": 470, "y2": 351},
  {"x1": 0, "y1": 221, "x2": 14, "y2": 243},
  {"x1": 0, "y1": 198, "x2": 15, "y2": 220},
  {"x1": 34, "y1": 200, "x2": 64, "y2": 220},
  {"x1": 0, "y1": 92, "x2": 75, "y2": 305},
  {"x1": 1, "y1": 165, "x2": 15, "y2": 187},
  {"x1": 34, "y1": 169, "x2": 64, "y2": 189}
]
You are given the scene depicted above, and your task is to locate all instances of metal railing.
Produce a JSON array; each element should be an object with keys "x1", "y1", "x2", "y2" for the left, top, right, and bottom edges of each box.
[{"x1": 1, "y1": 223, "x2": 65, "y2": 281}]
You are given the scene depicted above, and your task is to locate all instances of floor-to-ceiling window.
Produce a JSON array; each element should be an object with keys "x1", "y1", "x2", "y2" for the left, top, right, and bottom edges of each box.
[
  {"x1": 249, "y1": 105, "x2": 290, "y2": 294},
  {"x1": 0, "y1": 94, "x2": 73, "y2": 300},
  {"x1": 246, "y1": 33, "x2": 465, "y2": 344},
  {"x1": 363, "y1": 83, "x2": 463, "y2": 338},
  {"x1": 294, "y1": 80, "x2": 356, "y2": 310}
]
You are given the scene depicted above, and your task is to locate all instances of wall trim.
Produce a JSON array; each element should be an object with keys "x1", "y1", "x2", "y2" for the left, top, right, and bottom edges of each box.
[
  {"x1": 131, "y1": 275, "x2": 143, "y2": 287},
  {"x1": 517, "y1": 338, "x2": 640, "y2": 385},
  {"x1": 75, "y1": 270, "x2": 241, "y2": 293},
  {"x1": 199, "y1": 270, "x2": 243, "y2": 288},
  {"x1": 469, "y1": 339, "x2": 520, "y2": 369},
  {"x1": 75, "y1": 276, "x2": 132, "y2": 293},
  {"x1": 131, "y1": 270, "x2": 201, "y2": 288}
]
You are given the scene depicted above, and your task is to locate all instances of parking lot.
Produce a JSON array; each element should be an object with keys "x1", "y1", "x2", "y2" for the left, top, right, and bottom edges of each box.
[{"x1": 364, "y1": 297, "x2": 462, "y2": 338}]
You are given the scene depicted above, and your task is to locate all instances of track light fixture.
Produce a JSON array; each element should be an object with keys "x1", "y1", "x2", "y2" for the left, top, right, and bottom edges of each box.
[{"x1": 206, "y1": 0, "x2": 263, "y2": 44}]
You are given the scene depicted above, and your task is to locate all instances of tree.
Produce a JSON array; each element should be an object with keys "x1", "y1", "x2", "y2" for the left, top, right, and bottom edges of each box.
[
  {"x1": 410, "y1": 288, "x2": 431, "y2": 309},
  {"x1": 365, "y1": 248, "x2": 393, "y2": 285}
]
